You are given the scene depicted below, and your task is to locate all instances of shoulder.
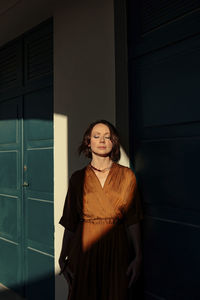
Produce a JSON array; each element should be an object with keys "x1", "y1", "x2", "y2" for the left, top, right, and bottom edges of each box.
[
  {"x1": 69, "y1": 166, "x2": 87, "y2": 186},
  {"x1": 114, "y1": 163, "x2": 137, "y2": 181}
]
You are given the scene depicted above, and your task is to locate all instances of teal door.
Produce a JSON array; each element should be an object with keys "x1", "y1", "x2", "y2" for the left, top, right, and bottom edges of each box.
[
  {"x1": 0, "y1": 97, "x2": 23, "y2": 291},
  {"x1": 0, "y1": 20, "x2": 54, "y2": 299}
]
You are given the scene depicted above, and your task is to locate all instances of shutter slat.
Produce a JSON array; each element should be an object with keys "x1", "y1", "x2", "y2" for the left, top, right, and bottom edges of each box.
[
  {"x1": 0, "y1": 44, "x2": 19, "y2": 91},
  {"x1": 141, "y1": 0, "x2": 200, "y2": 33},
  {"x1": 25, "y1": 30, "x2": 53, "y2": 81}
]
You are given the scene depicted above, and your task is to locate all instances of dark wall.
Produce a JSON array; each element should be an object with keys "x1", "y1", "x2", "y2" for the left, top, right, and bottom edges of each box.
[{"x1": 127, "y1": 1, "x2": 200, "y2": 299}]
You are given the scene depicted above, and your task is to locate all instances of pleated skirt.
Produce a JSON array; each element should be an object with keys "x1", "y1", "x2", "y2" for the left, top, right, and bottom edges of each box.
[{"x1": 67, "y1": 223, "x2": 130, "y2": 300}]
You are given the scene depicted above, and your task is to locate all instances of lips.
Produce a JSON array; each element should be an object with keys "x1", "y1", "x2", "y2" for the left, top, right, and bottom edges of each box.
[{"x1": 98, "y1": 146, "x2": 106, "y2": 149}]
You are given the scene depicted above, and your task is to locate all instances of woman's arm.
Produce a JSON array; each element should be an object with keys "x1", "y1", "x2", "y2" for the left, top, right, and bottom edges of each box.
[
  {"x1": 126, "y1": 222, "x2": 143, "y2": 287},
  {"x1": 59, "y1": 228, "x2": 75, "y2": 287},
  {"x1": 59, "y1": 228, "x2": 74, "y2": 271},
  {"x1": 127, "y1": 222, "x2": 142, "y2": 259}
]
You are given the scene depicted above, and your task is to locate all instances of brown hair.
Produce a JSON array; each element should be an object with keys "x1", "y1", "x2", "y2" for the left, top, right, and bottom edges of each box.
[{"x1": 78, "y1": 120, "x2": 121, "y2": 162}]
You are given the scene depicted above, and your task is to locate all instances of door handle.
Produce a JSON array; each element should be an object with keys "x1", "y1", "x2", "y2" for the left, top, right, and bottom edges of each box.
[{"x1": 22, "y1": 182, "x2": 29, "y2": 187}]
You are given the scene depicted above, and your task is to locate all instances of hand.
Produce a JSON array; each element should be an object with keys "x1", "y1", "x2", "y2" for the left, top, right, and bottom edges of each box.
[
  {"x1": 59, "y1": 257, "x2": 74, "y2": 288},
  {"x1": 63, "y1": 265, "x2": 74, "y2": 289},
  {"x1": 126, "y1": 255, "x2": 142, "y2": 288}
]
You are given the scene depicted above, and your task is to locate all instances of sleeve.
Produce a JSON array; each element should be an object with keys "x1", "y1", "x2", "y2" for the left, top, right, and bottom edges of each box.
[
  {"x1": 59, "y1": 177, "x2": 79, "y2": 232},
  {"x1": 124, "y1": 178, "x2": 144, "y2": 227}
]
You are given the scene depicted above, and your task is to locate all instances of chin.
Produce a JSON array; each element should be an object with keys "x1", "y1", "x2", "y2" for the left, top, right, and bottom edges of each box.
[{"x1": 93, "y1": 150, "x2": 111, "y2": 157}]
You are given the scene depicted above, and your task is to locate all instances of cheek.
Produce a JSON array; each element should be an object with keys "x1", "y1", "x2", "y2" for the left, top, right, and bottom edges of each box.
[
  {"x1": 90, "y1": 139, "x2": 97, "y2": 147},
  {"x1": 107, "y1": 141, "x2": 113, "y2": 148}
]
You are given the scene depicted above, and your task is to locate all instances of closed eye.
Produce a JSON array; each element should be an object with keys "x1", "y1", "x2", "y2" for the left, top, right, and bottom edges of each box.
[{"x1": 93, "y1": 136, "x2": 111, "y2": 139}]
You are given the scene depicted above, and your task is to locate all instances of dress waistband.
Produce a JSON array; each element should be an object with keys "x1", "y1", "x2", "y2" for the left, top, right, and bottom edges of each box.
[{"x1": 80, "y1": 217, "x2": 123, "y2": 225}]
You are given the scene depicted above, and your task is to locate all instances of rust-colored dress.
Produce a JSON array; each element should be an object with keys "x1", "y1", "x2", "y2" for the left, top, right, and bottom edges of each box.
[{"x1": 59, "y1": 162, "x2": 143, "y2": 300}]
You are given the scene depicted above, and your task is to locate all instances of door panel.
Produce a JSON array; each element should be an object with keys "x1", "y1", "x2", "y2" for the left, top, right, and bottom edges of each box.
[
  {"x1": 26, "y1": 249, "x2": 54, "y2": 300},
  {"x1": 133, "y1": 36, "x2": 200, "y2": 129},
  {"x1": 23, "y1": 86, "x2": 54, "y2": 299},
  {"x1": 143, "y1": 218, "x2": 200, "y2": 299},
  {"x1": 27, "y1": 149, "x2": 53, "y2": 194},
  {"x1": 24, "y1": 88, "x2": 53, "y2": 141},
  {"x1": 0, "y1": 98, "x2": 22, "y2": 292},
  {"x1": 0, "y1": 195, "x2": 19, "y2": 240},
  {"x1": 0, "y1": 152, "x2": 18, "y2": 188},
  {"x1": 0, "y1": 100, "x2": 18, "y2": 144},
  {"x1": 0, "y1": 241, "x2": 21, "y2": 289},
  {"x1": 27, "y1": 199, "x2": 54, "y2": 252}
]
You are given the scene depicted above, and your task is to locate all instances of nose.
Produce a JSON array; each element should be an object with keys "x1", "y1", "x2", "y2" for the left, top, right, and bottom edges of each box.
[{"x1": 100, "y1": 136, "x2": 105, "y2": 143}]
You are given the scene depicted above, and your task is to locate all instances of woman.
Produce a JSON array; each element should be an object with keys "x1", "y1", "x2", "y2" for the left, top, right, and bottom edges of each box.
[{"x1": 59, "y1": 120, "x2": 143, "y2": 300}]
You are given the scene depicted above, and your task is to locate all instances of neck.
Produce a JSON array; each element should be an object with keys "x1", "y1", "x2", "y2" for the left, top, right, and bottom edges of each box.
[{"x1": 90, "y1": 155, "x2": 112, "y2": 170}]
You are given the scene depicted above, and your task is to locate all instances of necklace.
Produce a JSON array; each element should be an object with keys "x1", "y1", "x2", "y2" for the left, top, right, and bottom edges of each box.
[{"x1": 89, "y1": 162, "x2": 113, "y2": 173}]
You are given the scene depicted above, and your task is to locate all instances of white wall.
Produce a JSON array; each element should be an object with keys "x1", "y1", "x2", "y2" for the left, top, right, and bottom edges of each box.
[
  {"x1": 54, "y1": 1, "x2": 116, "y2": 298},
  {"x1": 54, "y1": 0, "x2": 116, "y2": 173}
]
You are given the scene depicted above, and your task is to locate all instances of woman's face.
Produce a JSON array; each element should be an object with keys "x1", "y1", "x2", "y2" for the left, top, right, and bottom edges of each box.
[{"x1": 89, "y1": 123, "x2": 113, "y2": 157}]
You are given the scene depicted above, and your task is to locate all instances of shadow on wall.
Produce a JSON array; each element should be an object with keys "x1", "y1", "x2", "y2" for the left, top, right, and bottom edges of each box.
[
  {"x1": 0, "y1": 274, "x2": 56, "y2": 300},
  {"x1": 0, "y1": 288, "x2": 25, "y2": 300},
  {"x1": 0, "y1": 244, "x2": 144, "y2": 300},
  {"x1": 0, "y1": 272, "x2": 144, "y2": 300}
]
